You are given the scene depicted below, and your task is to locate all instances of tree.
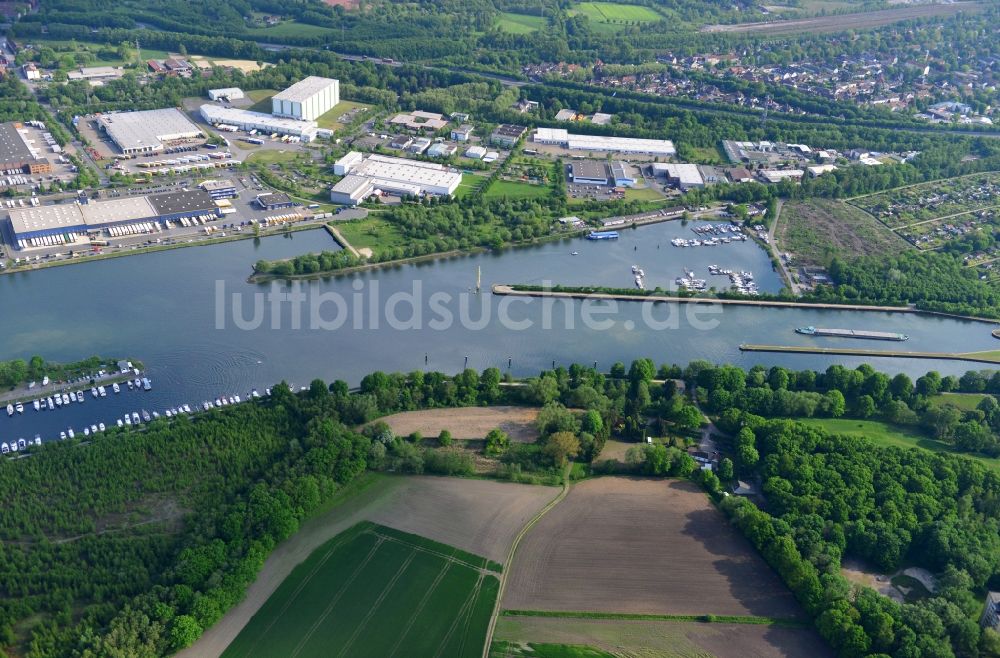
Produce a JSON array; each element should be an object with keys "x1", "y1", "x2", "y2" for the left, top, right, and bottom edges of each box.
[
  {"x1": 484, "y1": 428, "x2": 510, "y2": 456},
  {"x1": 857, "y1": 395, "x2": 876, "y2": 418},
  {"x1": 438, "y1": 429, "x2": 452, "y2": 447},
  {"x1": 718, "y1": 457, "x2": 735, "y2": 481},
  {"x1": 168, "y1": 615, "x2": 201, "y2": 651},
  {"x1": 673, "y1": 404, "x2": 703, "y2": 431},
  {"x1": 544, "y1": 431, "x2": 580, "y2": 467}
]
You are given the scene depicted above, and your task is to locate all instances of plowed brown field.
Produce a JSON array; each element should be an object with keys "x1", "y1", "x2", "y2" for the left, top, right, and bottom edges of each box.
[
  {"x1": 378, "y1": 406, "x2": 540, "y2": 442},
  {"x1": 502, "y1": 477, "x2": 803, "y2": 618}
]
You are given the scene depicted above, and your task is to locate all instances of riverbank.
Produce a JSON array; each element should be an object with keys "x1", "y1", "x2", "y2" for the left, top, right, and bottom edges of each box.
[
  {"x1": 1, "y1": 359, "x2": 145, "y2": 407},
  {"x1": 492, "y1": 285, "x2": 1000, "y2": 326},
  {"x1": 2, "y1": 221, "x2": 325, "y2": 276},
  {"x1": 740, "y1": 344, "x2": 1000, "y2": 365}
]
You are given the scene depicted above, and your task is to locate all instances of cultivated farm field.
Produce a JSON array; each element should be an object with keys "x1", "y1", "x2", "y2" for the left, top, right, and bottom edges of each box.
[
  {"x1": 502, "y1": 477, "x2": 802, "y2": 618},
  {"x1": 492, "y1": 615, "x2": 834, "y2": 658},
  {"x1": 222, "y1": 522, "x2": 499, "y2": 658},
  {"x1": 378, "y1": 405, "x2": 541, "y2": 443}
]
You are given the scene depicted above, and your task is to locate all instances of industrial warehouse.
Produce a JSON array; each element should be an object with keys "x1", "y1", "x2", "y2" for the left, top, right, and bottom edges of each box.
[
  {"x1": 330, "y1": 152, "x2": 462, "y2": 205},
  {"x1": 0, "y1": 122, "x2": 53, "y2": 174},
  {"x1": 97, "y1": 109, "x2": 204, "y2": 155},
  {"x1": 199, "y1": 76, "x2": 340, "y2": 141},
  {"x1": 6, "y1": 189, "x2": 220, "y2": 249},
  {"x1": 533, "y1": 128, "x2": 676, "y2": 156},
  {"x1": 199, "y1": 105, "x2": 324, "y2": 141},
  {"x1": 271, "y1": 76, "x2": 339, "y2": 121}
]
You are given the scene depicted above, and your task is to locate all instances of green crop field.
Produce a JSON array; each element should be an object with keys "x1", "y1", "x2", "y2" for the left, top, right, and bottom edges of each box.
[
  {"x1": 574, "y1": 2, "x2": 663, "y2": 22},
  {"x1": 498, "y1": 12, "x2": 547, "y2": 33},
  {"x1": 223, "y1": 522, "x2": 499, "y2": 658}
]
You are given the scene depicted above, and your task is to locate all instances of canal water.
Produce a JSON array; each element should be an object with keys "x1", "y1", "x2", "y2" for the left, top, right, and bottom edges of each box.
[{"x1": 1, "y1": 222, "x2": 997, "y2": 442}]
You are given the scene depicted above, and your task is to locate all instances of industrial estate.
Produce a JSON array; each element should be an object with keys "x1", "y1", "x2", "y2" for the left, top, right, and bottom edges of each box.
[{"x1": 2, "y1": 3, "x2": 1000, "y2": 658}]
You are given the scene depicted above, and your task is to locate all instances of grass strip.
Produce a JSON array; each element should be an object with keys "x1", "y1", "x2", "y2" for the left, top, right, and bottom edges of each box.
[{"x1": 500, "y1": 609, "x2": 810, "y2": 628}]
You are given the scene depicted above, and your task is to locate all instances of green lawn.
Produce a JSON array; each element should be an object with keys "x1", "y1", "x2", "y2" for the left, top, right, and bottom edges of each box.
[
  {"x1": 929, "y1": 392, "x2": 990, "y2": 412},
  {"x1": 335, "y1": 217, "x2": 409, "y2": 251},
  {"x1": 246, "y1": 149, "x2": 302, "y2": 165},
  {"x1": 484, "y1": 179, "x2": 552, "y2": 200},
  {"x1": 497, "y1": 11, "x2": 547, "y2": 33},
  {"x1": 247, "y1": 89, "x2": 278, "y2": 113},
  {"x1": 223, "y1": 522, "x2": 498, "y2": 658},
  {"x1": 793, "y1": 417, "x2": 1000, "y2": 473},
  {"x1": 623, "y1": 185, "x2": 666, "y2": 202},
  {"x1": 316, "y1": 99, "x2": 370, "y2": 130},
  {"x1": 455, "y1": 178, "x2": 487, "y2": 198},
  {"x1": 574, "y1": 2, "x2": 663, "y2": 22},
  {"x1": 245, "y1": 20, "x2": 335, "y2": 39}
]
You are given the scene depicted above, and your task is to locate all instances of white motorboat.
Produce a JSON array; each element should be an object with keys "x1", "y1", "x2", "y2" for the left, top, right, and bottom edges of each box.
[
  {"x1": 68, "y1": 428, "x2": 75, "y2": 439},
  {"x1": 15, "y1": 403, "x2": 23, "y2": 414},
  {"x1": 113, "y1": 383, "x2": 120, "y2": 394},
  {"x1": 117, "y1": 419, "x2": 124, "y2": 428},
  {"x1": 6, "y1": 404, "x2": 13, "y2": 416},
  {"x1": 98, "y1": 423, "x2": 106, "y2": 432}
]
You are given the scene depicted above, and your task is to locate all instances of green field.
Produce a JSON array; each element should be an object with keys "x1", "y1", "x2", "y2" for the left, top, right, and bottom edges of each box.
[
  {"x1": 484, "y1": 179, "x2": 552, "y2": 200},
  {"x1": 574, "y1": 2, "x2": 663, "y2": 23},
  {"x1": 223, "y1": 522, "x2": 499, "y2": 658},
  {"x1": 246, "y1": 149, "x2": 302, "y2": 165},
  {"x1": 334, "y1": 217, "x2": 409, "y2": 251},
  {"x1": 793, "y1": 417, "x2": 1000, "y2": 473},
  {"x1": 316, "y1": 100, "x2": 370, "y2": 130},
  {"x1": 929, "y1": 392, "x2": 990, "y2": 412},
  {"x1": 492, "y1": 642, "x2": 615, "y2": 658},
  {"x1": 246, "y1": 20, "x2": 334, "y2": 39},
  {"x1": 498, "y1": 11, "x2": 547, "y2": 33},
  {"x1": 247, "y1": 89, "x2": 278, "y2": 113}
]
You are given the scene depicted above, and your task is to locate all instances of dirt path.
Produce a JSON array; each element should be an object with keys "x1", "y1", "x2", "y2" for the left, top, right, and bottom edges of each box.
[{"x1": 768, "y1": 199, "x2": 803, "y2": 295}]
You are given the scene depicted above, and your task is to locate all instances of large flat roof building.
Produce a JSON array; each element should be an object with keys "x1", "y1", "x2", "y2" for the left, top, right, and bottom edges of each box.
[
  {"x1": 653, "y1": 163, "x2": 704, "y2": 190},
  {"x1": 200, "y1": 105, "x2": 319, "y2": 141},
  {"x1": 98, "y1": 109, "x2": 203, "y2": 155},
  {"x1": 569, "y1": 161, "x2": 609, "y2": 185},
  {"x1": 389, "y1": 111, "x2": 447, "y2": 131},
  {"x1": 0, "y1": 122, "x2": 48, "y2": 173},
  {"x1": 331, "y1": 152, "x2": 462, "y2": 205},
  {"x1": 272, "y1": 76, "x2": 339, "y2": 122},
  {"x1": 208, "y1": 87, "x2": 244, "y2": 101},
  {"x1": 8, "y1": 189, "x2": 221, "y2": 246},
  {"x1": 534, "y1": 128, "x2": 675, "y2": 156}
]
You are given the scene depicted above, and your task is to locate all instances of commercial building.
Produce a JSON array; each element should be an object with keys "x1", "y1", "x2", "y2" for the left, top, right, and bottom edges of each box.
[
  {"x1": 569, "y1": 161, "x2": 609, "y2": 185},
  {"x1": 653, "y1": 163, "x2": 704, "y2": 190},
  {"x1": 464, "y1": 145, "x2": 487, "y2": 160},
  {"x1": 199, "y1": 105, "x2": 319, "y2": 141},
  {"x1": 450, "y1": 125, "x2": 474, "y2": 142},
  {"x1": 199, "y1": 179, "x2": 238, "y2": 199},
  {"x1": 390, "y1": 111, "x2": 447, "y2": 131},
  {"x1": 555, "y1": 109, "x2": 579, "y2": 121},
  {"x1": 0, "y1": 122, "x2": 50, "y2": 173},
  {"x1": 533, "y1": 128, "x2": 676, "y2": 156},
  {"x1": 609, "y1": 162, "x2": 635, "y2": 187},
  {"x1": 208, "y1": 87, "x2": 245, "y2": 101},
  {"x1": 98, "y1": 109, "x2": 203, "y2": 155},
  {"x1": 490, "y1": 124, "x2": 527, "y2": 148},
  {"x1": 807, "y1": 164, "x2": 838, "y2": 177},
  {"x1": 66, "y1": 66, "x2": 122, "y2": 82},
  {"x1": 330, "y1": 152, "x2": 462, "y2": 205},
  {"x1": 255, "y1": 192, "x2": 294, "y2": 210},
  {"x1": 7, "y1": 189, "x2": 220, "y2": 246},
  {"x1": 759, "y1": 169, "x2": 804, "y2": 183},
  {"x1": 427, "y1": 143, "x2": 456, "y2": 158},
  {"x1": 271, "y1": 76, "x2": 339, "y2": 121}
]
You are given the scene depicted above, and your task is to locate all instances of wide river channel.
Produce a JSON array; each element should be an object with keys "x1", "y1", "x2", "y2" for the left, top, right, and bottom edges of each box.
[{"x1": 2, "y1": 219, "x2": 998, "y2": 442}]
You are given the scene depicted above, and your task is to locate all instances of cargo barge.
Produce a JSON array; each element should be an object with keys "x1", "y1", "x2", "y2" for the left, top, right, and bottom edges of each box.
[{"x1": 796, "y1": 326, "x2": 908, "y2": 341}]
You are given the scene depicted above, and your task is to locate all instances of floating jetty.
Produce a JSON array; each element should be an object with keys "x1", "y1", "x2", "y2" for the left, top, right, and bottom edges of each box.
[
  {"x1": 586, "y1": 231, "x2": 619, "y2": 240},
  {"x1": 796, "y1": 326, "x2": 908, "y2": 341}
]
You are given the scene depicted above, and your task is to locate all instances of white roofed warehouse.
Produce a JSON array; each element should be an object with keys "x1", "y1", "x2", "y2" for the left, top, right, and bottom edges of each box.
[
  {"x1": 200, "y1": 105, "x2": 319, "y2": 141},
  {"x1": 98, "y1": 109, "x2": 203, "y2": 155},
  {"x1": 272, "y1": 76, "x2": 339, "y2": 122},
  {"x1": 533, "y1": 127, "x2": 676, "y2": 156},
  {"x1": 331, "y1": 152, "x2": 462, "y2": 205}
]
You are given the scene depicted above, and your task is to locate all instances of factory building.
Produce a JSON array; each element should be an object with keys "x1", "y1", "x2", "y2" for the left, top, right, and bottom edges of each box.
[
  {"x1": 569, "y1": 161, "x2": 609, "y2": 185},
  {"x1": 199, "y1": 105, "x2": 320, "y2": 141},
  {"x1": 7, "y1": 189, "x2": 220, "y2": 247},
  {"x1": 0, "y1": 122, "x2": 51, "y2": 174},
  {"x1": 609, "y1": 162, "x2": 635, "y2": 187},
  {"x1": 98, "y1": 109, "x2": 203, "y2": 155},
  {"x1": 652, "y1": 163, "x2": 704, "y2": 190},
  {"x1": 533, "y1": 128, "x2": 676, "y2": 156},
  {"x1": 490, "y1": 124, "x2": 527, "y2": 148},
  {"x1": 330, "y1": 152, "x2": 462, "y2": 205},
  {"x1": 271, "y1": 76, "x2": 339, "y2": 122},
  {"x1": 208, "y1": 87, "x2": 245, "y2": 101}
]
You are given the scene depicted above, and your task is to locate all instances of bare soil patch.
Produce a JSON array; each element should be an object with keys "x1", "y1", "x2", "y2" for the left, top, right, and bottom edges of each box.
[
  {"x1": 703, "y1": 2, "x2": 980, "y2": 33},
  {"x1": 777, "y1": 198, "x2": 907, "y2": 267},
  {"x1": 323, "y1": 0, "x2": 359, "y2": 7},
  {"x1": 502, "y1": 477, "x2": 803, "y2": 618},
  {"x1": 179, "y1": 474, "x2": 556, "y2": 658},
  {"x1": 495, "y1": 615, "x2": 834, "y2": 658},
  {"x1": 378, "y1": 406, "x2": 540, "y2": 442}
]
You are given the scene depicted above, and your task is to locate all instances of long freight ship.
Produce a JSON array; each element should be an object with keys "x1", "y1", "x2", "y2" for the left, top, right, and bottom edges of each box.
[{"x1": 796, "y1": 326, "x2": 908, "y2": 341}]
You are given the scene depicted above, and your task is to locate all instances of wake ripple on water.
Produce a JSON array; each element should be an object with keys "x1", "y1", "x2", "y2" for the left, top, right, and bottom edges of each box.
[{"x1": 144, "y1": 343, "x2": 269, "y2": 395}]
